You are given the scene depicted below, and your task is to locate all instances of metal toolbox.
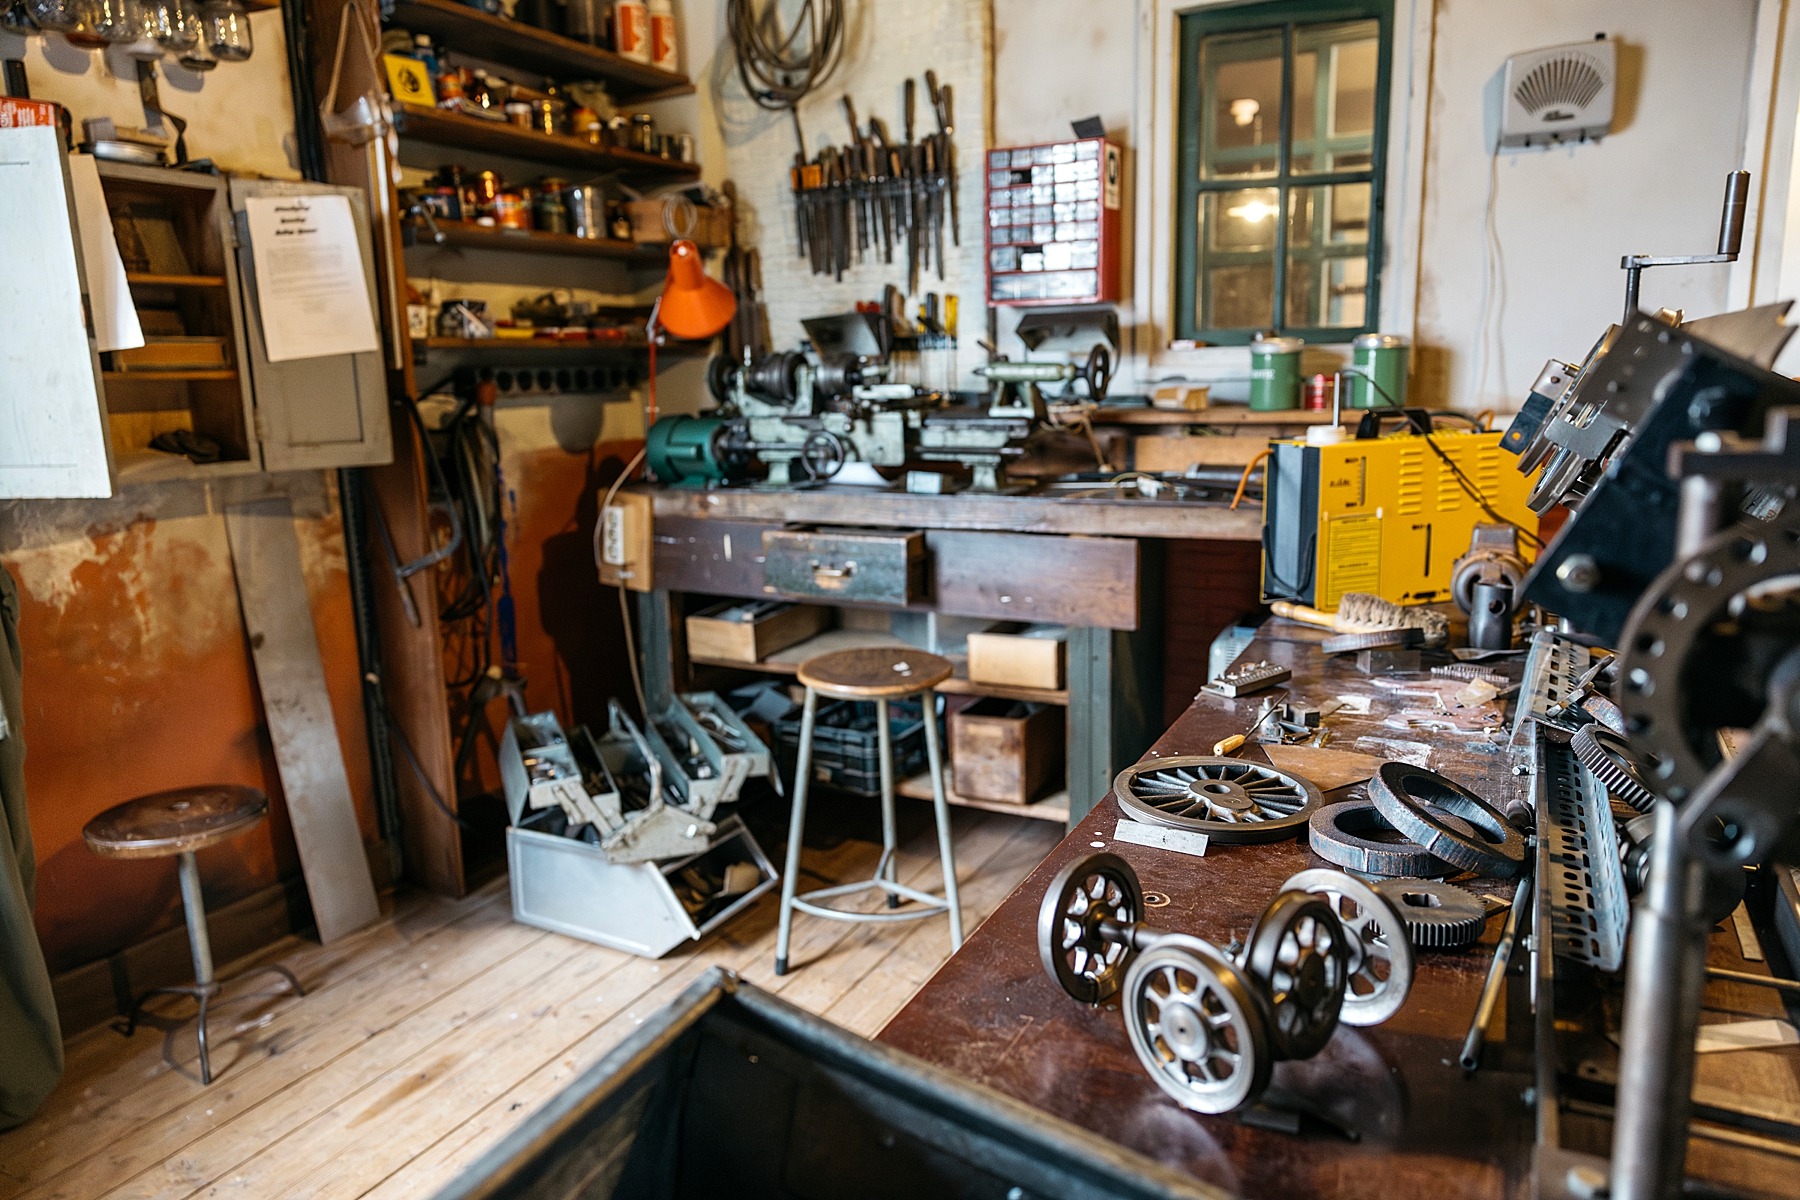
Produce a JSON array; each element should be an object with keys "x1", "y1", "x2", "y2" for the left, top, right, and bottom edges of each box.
[
  {"x1": 762, "y1": 526, "x2": 928, "y2": 606},
  {"x1": 506, "y1": 814, "x2": 778, "y2": 959}
]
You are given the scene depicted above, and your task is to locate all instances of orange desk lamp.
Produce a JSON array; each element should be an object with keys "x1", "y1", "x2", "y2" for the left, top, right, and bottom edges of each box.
[{"x1": 647, "y1": 238, "x2": 736, "y2": 426}]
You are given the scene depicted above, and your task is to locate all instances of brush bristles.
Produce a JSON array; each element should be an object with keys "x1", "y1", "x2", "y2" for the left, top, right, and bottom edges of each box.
[{"x1": 1335, "y1": 592, "x2": 1451, "y2": 646}]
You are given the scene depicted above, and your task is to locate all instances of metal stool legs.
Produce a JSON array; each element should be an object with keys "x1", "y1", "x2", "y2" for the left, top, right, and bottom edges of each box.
[
  {"x1": 115, "y1": 850, "x2": 305, "y2": 1084},
  {"x1": 774, "y1": 688, "x2": 963, "y2": 976}
]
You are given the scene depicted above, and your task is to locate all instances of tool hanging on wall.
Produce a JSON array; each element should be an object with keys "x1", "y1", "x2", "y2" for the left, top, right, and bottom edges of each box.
[{"x1": 789, "y1": 75, "x2": 958, "y2": 284}]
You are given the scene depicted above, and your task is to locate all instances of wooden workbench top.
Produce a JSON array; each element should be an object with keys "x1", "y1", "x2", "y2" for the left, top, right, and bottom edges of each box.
[
  {"x1": 878, "y1": 622, "x2": 1535, "y2": 1199},
  {"x1": 634, "y1": 482, "x2": 1265, "y2": 541}
]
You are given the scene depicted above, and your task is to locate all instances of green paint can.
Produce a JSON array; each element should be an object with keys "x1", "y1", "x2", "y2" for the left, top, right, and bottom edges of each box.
[
  {"x1": 1348, "y1": 333, "x2": 1410, "y2": 409},
  {"x1": 1248, "y1": 336, "x2": 1304, "y2": 411}
]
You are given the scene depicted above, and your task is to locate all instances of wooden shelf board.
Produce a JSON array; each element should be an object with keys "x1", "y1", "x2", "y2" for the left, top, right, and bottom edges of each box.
[
  {"x1": 112, "y1": 448, "x2": 256, "y2": 483},
  {"x1": 102, "y1": 369, "x2": 239, "y2": 382},
  {"x1": 1090, "y1": 406, "x2": 1338, "y2": 426},
  {"x1": 897, "y1": 770, "x2": 1070, "y2": 825},
  {"x1": 125, "y1": 273, "x2": 226, "y2": 288},
  {"x1": 691, "y1": 628, "x2": 1068, "y2": 706},
  {"x1": 388, "y1": 0, "x2": 695, "y2": 100},
  {"x1": 393, "y1": 103, "x2": 702, "y2": 179},
  {"x1": 408, "y1": 221, "x2": 660, "y2": 262}
]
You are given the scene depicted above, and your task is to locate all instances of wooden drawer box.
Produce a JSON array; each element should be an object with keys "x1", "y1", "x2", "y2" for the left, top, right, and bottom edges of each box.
[
  {"x1": 967, "y1": 624, "x2": 1068, "y2": 691},
  {"x1": 762, "y1": 527, "x2": 927, "y2": 606},
  {"x1": 950, "y1": 698, "x2": 1063, "y2": 805},
  {"x1": 686, "y1": 601, "x2": 830, "y2": 665}
]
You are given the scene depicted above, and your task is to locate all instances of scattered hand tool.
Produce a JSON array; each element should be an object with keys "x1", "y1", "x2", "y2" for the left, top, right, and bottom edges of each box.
[{"x1": 1213, "y1": 691, "x2": 1289, "y2": 756}]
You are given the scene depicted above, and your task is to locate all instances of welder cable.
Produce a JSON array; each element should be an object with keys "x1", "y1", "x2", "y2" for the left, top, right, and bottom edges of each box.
[
  {"x1": 1232, "y1": 450, "x2": 1270, "y2": 510},
  {"x1": 727, "y1": 0, "x2": 845, "y2": 111}
]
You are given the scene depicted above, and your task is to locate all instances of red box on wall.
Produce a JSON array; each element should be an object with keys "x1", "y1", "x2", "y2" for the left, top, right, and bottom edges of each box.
[
  {"x1": 0, "y1": 98, "x2": 63, "y2": 129},
  {"x1": 984, "y1": 137, "x2": 1122, "y2": 307}
]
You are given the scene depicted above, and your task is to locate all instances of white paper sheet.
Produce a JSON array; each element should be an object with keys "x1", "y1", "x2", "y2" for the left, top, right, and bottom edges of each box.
[
  {"x1": 243, "y1": 193, "x2": 380, "y2": 363},
  {"x1": 66, "y1": 154, "x2": 144, "y2": 354},
  {"x1": 1695, "y1": 1019, "x2": 1799, "y2": 1054}
]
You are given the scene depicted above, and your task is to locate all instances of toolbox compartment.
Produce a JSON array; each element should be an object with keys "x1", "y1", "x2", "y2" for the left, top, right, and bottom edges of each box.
[{"x1": 762, "y1": 526, "x2": 928, "y2": 606}]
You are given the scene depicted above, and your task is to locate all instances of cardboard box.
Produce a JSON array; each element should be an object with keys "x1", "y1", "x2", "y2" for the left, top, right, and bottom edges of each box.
[
  {"x1": 967, "y1": 624, "x2": 1068, "y2": 691},
  {"x1": 686, "y1": 601, "x2": 830, "y2": 665},
  {"x1": 1152, "y1": 384, "x2": 1210, "y2": 411},
  {"x1": 951, "y1": 698, "x2": 1063, "y2": 805}
]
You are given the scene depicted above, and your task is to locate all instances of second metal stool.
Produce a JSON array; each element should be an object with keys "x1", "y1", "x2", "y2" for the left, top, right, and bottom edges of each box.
[
  {"x1": 83, "y1": 784, "x2": 305, "y2": 1084},
  {"x1": 774, "y1": 647, "x2": 963, "y2": 975}
]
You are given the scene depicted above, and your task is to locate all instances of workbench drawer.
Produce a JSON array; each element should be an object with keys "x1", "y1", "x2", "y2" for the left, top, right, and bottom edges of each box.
[{"x1": 762, "y1": 527, "x2": 928, "y2": 606}]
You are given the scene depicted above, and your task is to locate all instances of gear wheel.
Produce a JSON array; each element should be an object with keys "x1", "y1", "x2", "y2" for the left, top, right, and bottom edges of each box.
[
  {"x1": 1373, "y1": 880, "x2": 1488, "y2": 950},
  {"x1": 1113, "y1": 757, "x2": 1322, "y2": 844},
  {"x1": 1368, "y1": 763, "x2": 1528, "y2": 879},
  {"x1": 1571, "y1": 724, "x2": 1659, "y2": 812},
  {"x1": 1307, "y1": 798, "x2": 1474, "y2": 877}
]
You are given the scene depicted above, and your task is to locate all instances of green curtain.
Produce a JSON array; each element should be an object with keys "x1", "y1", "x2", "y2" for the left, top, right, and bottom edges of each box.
[{"x1": 0, "y1": 563, "x2": 61, "y2": 1129}]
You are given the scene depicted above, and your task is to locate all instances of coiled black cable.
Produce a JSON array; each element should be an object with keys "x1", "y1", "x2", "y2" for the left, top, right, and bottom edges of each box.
[{"x1": 727, "y1": 0, "x2": 846, "y2": 111}]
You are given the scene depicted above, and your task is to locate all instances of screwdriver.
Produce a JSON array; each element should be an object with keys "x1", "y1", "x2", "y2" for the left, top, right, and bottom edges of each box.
[{"x1": 1213, "y1": 691, "x2": 1288, "y2": 756}]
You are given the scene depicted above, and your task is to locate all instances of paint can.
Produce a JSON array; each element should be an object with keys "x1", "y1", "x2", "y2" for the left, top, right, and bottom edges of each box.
[
  {"x1": 567, "y1": 184, "x2": 605, "y2": 239},
  {"x1": 1248, "y1": 335, "x2": 1303, "y2": 411},
  {"x1": 1348, "y1": 333, "x2": 1409, "y2": 409}
]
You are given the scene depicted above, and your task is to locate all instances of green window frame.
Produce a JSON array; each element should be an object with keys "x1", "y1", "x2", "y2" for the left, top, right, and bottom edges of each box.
[{"x1": 1175, "y1": 0, "x2": 1395, "y2": 345}]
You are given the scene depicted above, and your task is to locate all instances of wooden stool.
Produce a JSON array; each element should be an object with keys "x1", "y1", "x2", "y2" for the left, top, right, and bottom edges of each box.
[
  {"x1": 83, "y1": 785, "x2": 304, "y2": 1084},
  {"x1": 774, "y1": 648, "x2": 964, "y2": 975}
]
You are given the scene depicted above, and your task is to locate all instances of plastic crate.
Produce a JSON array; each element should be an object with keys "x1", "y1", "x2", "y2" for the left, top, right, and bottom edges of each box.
[{"x1": 773, "y1": 697, "x2": 931, "y2": 797}]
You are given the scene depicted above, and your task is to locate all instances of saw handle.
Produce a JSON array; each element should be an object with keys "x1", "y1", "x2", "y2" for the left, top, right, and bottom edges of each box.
[{"x1": 1270, "y1": 600, "x2": 1342, "y2": 631}]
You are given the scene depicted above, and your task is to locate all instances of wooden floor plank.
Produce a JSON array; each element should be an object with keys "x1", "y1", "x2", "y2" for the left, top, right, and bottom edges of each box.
[
  {"x1": 4, "y1": 809, "x2": 1055, "y2": 1200},
  {"x1": 0, "y1": 886, "x2": 509, "y2": 1198}
]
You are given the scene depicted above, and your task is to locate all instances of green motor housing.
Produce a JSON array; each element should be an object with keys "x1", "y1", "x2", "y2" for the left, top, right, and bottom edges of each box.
[{"x1": 645, "y1": 415, "x2": 744, "y2": 486}]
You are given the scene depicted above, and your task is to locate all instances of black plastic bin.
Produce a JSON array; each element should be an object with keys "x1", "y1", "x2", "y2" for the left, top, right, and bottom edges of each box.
[
  {"x1": 427, "y1": 968, "x2": 1226, "y2": 1200},
  {"x1": 772, "y1": 697, "x2": 931, "y2": 797}
]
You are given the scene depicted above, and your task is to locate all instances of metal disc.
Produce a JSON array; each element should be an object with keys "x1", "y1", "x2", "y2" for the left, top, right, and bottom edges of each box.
[
  {"x1": 1373, "y1": 879, "x2": 1489, "y2": 949},
  {"x1": 1114, "y1": 756, "x2": 1323, "y2": 844},
  {"x1": 1241, "y1": 891, "x2": 1348, "y2": 1060},
  {"x1": 1306, "y1": 798, "x2": 1472, "y2": 878},
  {"x1": 1281, "y1": 868, "x2": 1415, "y2": 1027},
  {"x1": 1036, "y1": 852, "x2": 1143, "y2": 1004},
  {"x1": 1368, "y1": 763, "x2": 1528, "y2": 879},
  {"x1": 1121, "y1": 936, "x2": 1273, "y2": 1114}
]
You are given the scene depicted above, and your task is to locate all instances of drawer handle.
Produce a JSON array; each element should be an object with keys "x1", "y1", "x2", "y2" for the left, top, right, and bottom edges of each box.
[{"x1": 811, "y1": 560, "x2": 856, "y2": 580}]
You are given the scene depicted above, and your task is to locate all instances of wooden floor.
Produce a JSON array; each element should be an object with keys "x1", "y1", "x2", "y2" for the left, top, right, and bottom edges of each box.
[{"x1": 0, "y1": 806, "x2": 1059, "y2": 1200}]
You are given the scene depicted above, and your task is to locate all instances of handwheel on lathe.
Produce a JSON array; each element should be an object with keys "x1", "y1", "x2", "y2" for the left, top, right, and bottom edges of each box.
[
  {"x1": 1121, "y1": 934, "x2": 1274, "y2": 1114},
  {"x1": 1036, "y1": 852, "x2": 1146, "y2": 1004},
  {"x1": 1240, "y1": 891, "x2": 1349, "y2": 1059},
  {"x1": 1279, "y1": 868, "x2": 1414, "y2": 1027}
]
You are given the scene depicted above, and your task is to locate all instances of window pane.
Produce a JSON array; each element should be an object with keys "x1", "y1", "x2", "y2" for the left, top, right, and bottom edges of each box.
[
  {"x1": 1199, "y1": 29, "x2": 1284, "y2": 179},
  {"x1": 1292, "y1": 20, "x2": 1379, "y2": 175},
  {"x1": 1199, "y1": 188, "x2": 1278, "y2": 329},
  {"x1": 1286, "y1": 182, "x2": 1372, "y2": 327}
]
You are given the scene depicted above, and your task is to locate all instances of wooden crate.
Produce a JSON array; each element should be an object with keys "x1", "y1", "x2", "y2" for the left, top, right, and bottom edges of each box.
[
  {"x1": 950, "y1": 698, "x2": 1062, "y2": 805},
  {"x1": 686, "y1": 601, "x2": 830, "y2": 664}
]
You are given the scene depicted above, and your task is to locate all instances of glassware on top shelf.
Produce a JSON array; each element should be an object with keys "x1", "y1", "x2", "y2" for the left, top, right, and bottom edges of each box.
[
  {"x1": 0, "y1": 0, "x2": 40, "y2": 35},
  {"x1": 26, "y1": 0, "x2": 99, "y2": 37},
  {"x1": 154, "y1": 0, "x2": 198, "y2": 53},
  {"x1": 200, "y1": 0, "x2": 248, "y2": 61}
]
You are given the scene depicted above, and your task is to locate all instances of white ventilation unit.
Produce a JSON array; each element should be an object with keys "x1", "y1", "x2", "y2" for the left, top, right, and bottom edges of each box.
[{"x1": 1499, "y1": 37, "x2": 1616, "y2": 148}]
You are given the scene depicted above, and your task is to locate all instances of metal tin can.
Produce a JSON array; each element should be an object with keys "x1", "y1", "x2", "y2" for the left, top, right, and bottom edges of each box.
[
  {"x1": 505, "y1": 101, "x2": 534, "y2": 129},
  {"x1": 494, "y1": 189, "x2": 532, "y2": 230},
  {"x1": 672, "y1": 132, "x2": 695, "y2": 162},
  {"x1": 535, "y1": 98, "x2": 565, "y2": 137},
  {"x1": 1304, "y1": 372, "x2": 1334, "y2": 411},
  {"x1": 426, "y1": 185, "x2": 463, "y2": 222},
  {"x1": 1348, "y1": 333, "x2": 1409, "y2": 409},
  {"x1": 605, "y1": 114, "x2": 630, "y2": 147},
  {"x1": 468, "y1": 170, "x2": 503, "y2": 221},
  {"x1": 570, "y1": 104, "x2": 601, "y2": 143},
  {"x1": 436, "y1": 68, "x2": 468, "y2": 108},
  {"x1": 1248, "y1": 335, "x2": 1303, "y2": 411},
  {"x1": 567, "y1": 183, "x2": 605, "y2": 239},
  {"x1": 535, "y1": 179, "x2": 570, "y2": 234},
  {"x1": 630, "y1": 113, "x2": 655, "y2": 154}
]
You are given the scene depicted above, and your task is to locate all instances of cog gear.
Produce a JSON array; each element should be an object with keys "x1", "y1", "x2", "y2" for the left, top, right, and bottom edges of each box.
[
  {"x1": 1307, "y1": 798, "x2": 1474, "y2": 878},
  {"x1": 1571, "y1": 724, "x2": 1659, "y2": 812},
  {"x1": 1373, "y1": 880, "x2": 1488, "y2": 950},
  {"x1": 1368, "y1": 763, "x2": 1528, "y2": 879}
]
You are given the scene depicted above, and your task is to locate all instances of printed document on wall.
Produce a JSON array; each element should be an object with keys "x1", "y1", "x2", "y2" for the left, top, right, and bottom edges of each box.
[{"x1": 243, "y1": 193, "x2": 380, "y2": 363}]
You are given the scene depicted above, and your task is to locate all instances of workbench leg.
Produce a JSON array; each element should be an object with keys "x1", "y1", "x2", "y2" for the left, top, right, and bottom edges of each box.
[
  {"x1": 923, "y1": 706, "x2": 963, "y2": 950},
  {"x1": 774, "y1": 689, "x2": 818, "y2": 976},
  {"x1": 634, "y1": 590, "x2": 678, "y2": 714},
  {"x1": 876, "y1": 698, "x2": 900, "y2": 908},
  {"x1": 1066, "y1": 628, "x2": 1113, "y2": 828}
]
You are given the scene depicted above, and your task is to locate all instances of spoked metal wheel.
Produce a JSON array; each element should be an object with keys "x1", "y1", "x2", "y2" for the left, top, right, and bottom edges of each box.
[
  {"x1": 1036, "y1": 853, "x2": 1143, "y2": 1004},
  {"x1": 1280, "y1": 868, "x2": 1414, "y2": 1027},
  {"x1": 1242, "y1": 891, "x2": 1348, "y2": 1059},
  {"x1": 1122, "y1": 935, "x2": 1273, "y2": 1114},
  {"x1": 1114, "y1": 756, "x2": 1322, "y2": 843}
]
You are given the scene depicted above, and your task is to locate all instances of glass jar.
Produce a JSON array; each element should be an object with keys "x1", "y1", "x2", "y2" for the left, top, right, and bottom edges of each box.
[
  {"x1": 27, "y1": 0, "x2": 96, "y2": 36},
  {"x1": 91, "y1": 0, "x2": 147, "y2": 44},
  {"x1": 0, "y1": 1, "x2": 39, "y2": 36},
  {"x1": 178, "y1": 35, "x2": 215, "y2": 70},
  {"x1": 200, "y1": 0, "x2": 249, "y2": 61},
  {"x1": 151, "y1": 0, "x2": 195, "y2": 52}
]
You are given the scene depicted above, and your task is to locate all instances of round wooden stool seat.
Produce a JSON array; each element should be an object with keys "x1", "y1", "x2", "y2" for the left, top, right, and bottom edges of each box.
[
  {"x1": 797, "y1": 647, "x2": 952, "y2": 700},
  {"x1": 83, "y1": 785, "x2": 269, "y2": 860}
]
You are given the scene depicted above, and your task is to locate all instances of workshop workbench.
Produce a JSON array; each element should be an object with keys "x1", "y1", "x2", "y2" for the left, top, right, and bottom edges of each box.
[{"x1": 877, "y1": 620, "x2": 1800, "y2": 1199}]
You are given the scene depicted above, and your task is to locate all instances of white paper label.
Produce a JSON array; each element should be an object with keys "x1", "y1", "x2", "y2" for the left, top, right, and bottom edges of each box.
[{"x1": 243, "y1": 193, "x2": 380, "y2": 363}]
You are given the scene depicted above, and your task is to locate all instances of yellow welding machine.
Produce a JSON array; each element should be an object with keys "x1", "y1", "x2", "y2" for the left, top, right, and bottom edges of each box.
[{"x1": 1261, "y1": 428, "x2": 1540, "y2": 609}]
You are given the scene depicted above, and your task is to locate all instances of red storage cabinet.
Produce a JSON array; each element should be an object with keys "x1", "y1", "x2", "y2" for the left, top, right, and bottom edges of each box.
[{"x1": 984, "y1": 137, "x2": 1122, "y2": 307}]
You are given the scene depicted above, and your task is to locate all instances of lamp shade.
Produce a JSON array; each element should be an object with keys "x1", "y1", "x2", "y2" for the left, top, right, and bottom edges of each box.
[{"x1": 657, "y1": 239, "x2": 736, "y2": 340}]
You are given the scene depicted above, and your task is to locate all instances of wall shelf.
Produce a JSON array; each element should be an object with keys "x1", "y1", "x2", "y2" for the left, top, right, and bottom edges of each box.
[
  {"x1": 393, "y1": 103, "x2": 702, "y2": 180},
  {"x1": 125, "y1": 273, "x2": 227, "y2": 288},
  {"x1": 388, "y1": 0, "x2": 695, "y2": 101},
  {"x1": 406, "y1": 220, "x2": 659, "y2": 262},
  {"x1": 102, "y1": 369, "x2": 240, "y2": 383}
]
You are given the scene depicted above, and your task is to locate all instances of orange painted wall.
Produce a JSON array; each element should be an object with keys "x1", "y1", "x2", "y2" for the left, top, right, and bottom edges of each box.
[{"x1": 2, "y1": 481, "x2": 376, "y2": 975}]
